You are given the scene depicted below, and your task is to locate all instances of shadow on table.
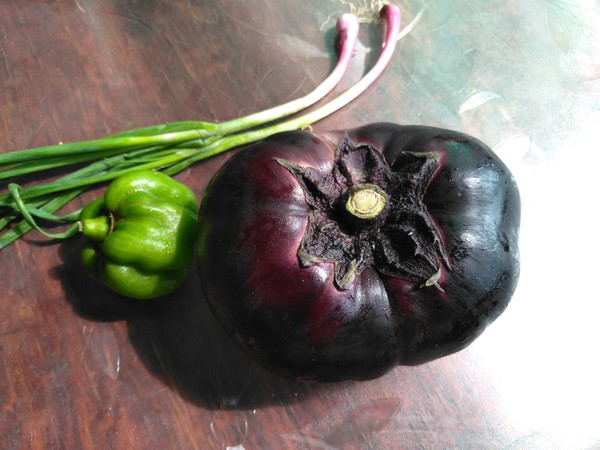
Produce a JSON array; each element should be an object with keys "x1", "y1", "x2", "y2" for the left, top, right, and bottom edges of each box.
[{"x1": 56, "y1": 237, "x2": 324, "y2": 409}]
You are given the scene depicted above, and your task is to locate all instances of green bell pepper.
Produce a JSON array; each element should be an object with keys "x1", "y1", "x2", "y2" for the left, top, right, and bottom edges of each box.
[{"x1": 78, "y1": 170, "x2": 199, "y2": 299}]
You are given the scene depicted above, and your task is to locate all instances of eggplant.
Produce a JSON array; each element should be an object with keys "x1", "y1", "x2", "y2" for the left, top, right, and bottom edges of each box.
[{"x1": 197, "y1": 123, "x2": 520, "y2": 381}]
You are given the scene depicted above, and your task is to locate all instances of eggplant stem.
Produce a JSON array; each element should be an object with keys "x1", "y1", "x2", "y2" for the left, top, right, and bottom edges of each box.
[{"x1": 346, "y1": 184, "x2": 388, "y2": 219}]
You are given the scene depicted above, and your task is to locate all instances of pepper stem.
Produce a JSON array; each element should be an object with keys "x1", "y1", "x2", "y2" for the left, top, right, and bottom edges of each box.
[
  {"x1": 78, "y1": 214, "x2": 113, "y2": 241},
  {"x1": 345, "y1": 184, "x2": 387, "y2": 219}
]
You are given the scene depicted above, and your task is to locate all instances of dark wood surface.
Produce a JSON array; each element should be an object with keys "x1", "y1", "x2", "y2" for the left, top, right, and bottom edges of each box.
[{"x1": 2, "y1": 1, "x2": 599, "y2": 449}]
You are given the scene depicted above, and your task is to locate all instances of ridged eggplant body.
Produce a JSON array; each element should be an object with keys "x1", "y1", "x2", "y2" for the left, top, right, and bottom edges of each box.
[{"x1": 197, "y1": 123, "x2": 520, "y2": 381}]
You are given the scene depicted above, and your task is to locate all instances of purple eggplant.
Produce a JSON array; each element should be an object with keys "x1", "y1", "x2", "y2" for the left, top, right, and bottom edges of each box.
[{"x1": 197, "y1": 123, "x2": 520, "y2": 381}]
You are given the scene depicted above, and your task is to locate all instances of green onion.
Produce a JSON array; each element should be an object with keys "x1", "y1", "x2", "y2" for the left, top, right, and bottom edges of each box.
[{"x1": 0, "y1": 5, "x2": 402, "y2": 250}]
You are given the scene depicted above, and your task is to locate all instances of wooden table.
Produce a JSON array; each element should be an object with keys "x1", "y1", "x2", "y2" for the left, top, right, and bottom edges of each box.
[{"x1": 2, "y1": 1, "x2": 599, "y2": 448}]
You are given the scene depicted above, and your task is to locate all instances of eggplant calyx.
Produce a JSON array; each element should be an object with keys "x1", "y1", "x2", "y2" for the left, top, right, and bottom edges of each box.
[{"x1": 277, "y1": 135, "x2": 450, "y2": 290}]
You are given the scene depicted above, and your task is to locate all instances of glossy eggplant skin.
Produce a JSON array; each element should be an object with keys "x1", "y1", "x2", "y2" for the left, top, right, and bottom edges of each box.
[{"x1": 197, "y1": 123, "x2": 520, "y2": 381}]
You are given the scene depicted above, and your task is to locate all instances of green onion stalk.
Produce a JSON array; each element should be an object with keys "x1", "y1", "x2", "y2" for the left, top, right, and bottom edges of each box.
[{"x1": 0, "y1": 4, "x2": 402, "y2": 249}]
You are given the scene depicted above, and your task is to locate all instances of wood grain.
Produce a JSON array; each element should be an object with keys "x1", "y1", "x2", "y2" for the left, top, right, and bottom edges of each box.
[{"x1": 2, "y1": 1, "x2": 599, "y2": 449}]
